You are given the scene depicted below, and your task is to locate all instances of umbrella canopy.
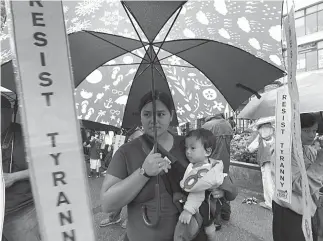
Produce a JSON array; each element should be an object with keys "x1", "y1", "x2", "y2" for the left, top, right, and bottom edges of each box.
[
  {"x1": 0, "y1": 86, "x2": 16, "y2": 104},
  {"x1": 238, "y1": 71, "x2": 323, "y2": 120},
  {"x1": 1, "y1": 1, "x2": 285, "y2": 128},
  {"x1": 80, "y1": 119, "x2": 120, "y2": 132}
]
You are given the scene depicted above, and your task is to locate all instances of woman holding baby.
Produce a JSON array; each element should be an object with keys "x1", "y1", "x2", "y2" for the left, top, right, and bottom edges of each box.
[{"x1": 101, "y1": 90, "x2": 237, "y2": 241}]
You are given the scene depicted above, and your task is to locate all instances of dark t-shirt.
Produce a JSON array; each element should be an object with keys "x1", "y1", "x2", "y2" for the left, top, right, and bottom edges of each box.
[
  {"x1": 107, "y1": 135, "x2": 207, "y2": 241},
  {"x1": 1, "y1": 124, "x2": 33, "y2": 215},
  {"x1": 89, "y1": 139, "x2": 101, "y2": 159},
  {"x1": 202, "y1": 119, "x2": 233, "y2": 173}
]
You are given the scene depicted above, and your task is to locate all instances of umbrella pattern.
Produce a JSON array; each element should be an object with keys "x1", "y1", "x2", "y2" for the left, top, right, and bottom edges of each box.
[
  {"x1": 75, "y1": 46, "x2": 228, "y2": 126},
  {"x1": 1, "y1": 0, "x2": 284, "y2": 68},
  {"x1": 1, "y1": 0, "x2": 285, "y2": 128}
]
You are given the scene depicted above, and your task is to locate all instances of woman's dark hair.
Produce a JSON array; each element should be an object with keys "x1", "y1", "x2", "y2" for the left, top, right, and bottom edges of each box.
[
  {"x1": 186, "y1": 128, "x2": 215, "y2": 153},
  {"x1": 138, "y1": 90, "x2": 173, "y2": 113},
  {"x1": 300, "y1": 113, "x2": 317, "y2": 129}
]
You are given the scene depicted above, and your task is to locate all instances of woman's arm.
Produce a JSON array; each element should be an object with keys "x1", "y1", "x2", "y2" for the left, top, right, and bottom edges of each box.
[
  {"x1": 101, "y1": 148, "x2": 171, "y2": 213},
  {"x1": 3, "y1": 169, "x2": 29, "y2": 188},
  {"x1": 100, "y1": 171, "x2": 149, "y2": 213}
]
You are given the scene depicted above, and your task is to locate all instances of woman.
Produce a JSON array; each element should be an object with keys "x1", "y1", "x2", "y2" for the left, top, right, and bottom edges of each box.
[
  {"x1": 101, "y1": 91, "x2": 235, "y2": 241},
  {"x1": 273, "y1": 113, "x2": 323, "y2": 241}
]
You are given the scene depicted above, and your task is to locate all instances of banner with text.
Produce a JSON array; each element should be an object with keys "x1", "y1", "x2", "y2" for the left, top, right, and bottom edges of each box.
[
  {"x1": 275, "y1": 89, "x2": 292, "y2": 203},
  {"x1": 284, "y1": 2, "x2": 313, "y2": 240},
  {"x1": 7, "y1": 1, "x2": 96, "y2": 241}
]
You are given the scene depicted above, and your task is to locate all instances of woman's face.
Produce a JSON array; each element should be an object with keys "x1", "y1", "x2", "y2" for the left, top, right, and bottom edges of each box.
[
  {"x1": 301, "y1": 123, "x2": 318, "y2": 145},
  {"x1": 140, "y1": 100, "x2": 173, "y2": 137}
]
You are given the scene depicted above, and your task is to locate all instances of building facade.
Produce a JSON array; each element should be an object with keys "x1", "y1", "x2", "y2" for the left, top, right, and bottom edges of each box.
[{"x1": 283, "y1": 1, "x2": 323, "y2": 73}]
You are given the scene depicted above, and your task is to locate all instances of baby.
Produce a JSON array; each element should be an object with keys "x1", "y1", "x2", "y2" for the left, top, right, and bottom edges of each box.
[{"x1": 175, "y1": 128, "x2": 227, "y2": 241}]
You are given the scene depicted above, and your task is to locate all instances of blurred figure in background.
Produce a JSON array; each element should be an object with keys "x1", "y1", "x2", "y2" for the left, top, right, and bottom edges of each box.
[
  {"x1": 228, "y1": 116, "x2": 236, "y2": 133},
  {"x1": 202, "y1": 113, "x2": 233, "y2": 222},
  {"x1": 248, "y1": 117, "x2": 275, "y2": 210},
  {"x1": 87, "y1": 132, "x2": 102, "y2": 178}
]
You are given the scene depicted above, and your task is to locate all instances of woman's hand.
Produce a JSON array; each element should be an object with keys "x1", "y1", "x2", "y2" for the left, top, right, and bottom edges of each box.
[
  {"x1": 142, "y1": 149, "x2": 171, "y2": 176},
  {"x1": 179, "y1": 209, "x2": 192, "y2": 224}
]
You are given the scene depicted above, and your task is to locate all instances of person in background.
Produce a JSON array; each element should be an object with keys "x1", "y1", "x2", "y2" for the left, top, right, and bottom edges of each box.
[
  {"x1": 99, "y1": 127, "x2": 143, "y2": 229},
  {"x1": 82, "y1": 129, "x2": 92, "y2": 158},
  {"x1": 228, "y1": 116, "x2": 236, "y2": 132},
  {"x1": 202, "y1": 113, "x2": 233, "y2": 222},
  {"x1": 1, "y1": 96, "x2": 41, "y2": 241},
  {"x1": 272, "y1": 113, "x2": 323, "y2": 241},
  {"x1": 88, "y1": 132, "x2": 102, "y2": 178},
  {"x1": 248, "y1": 118, "x2": 275, "y2": 210}
]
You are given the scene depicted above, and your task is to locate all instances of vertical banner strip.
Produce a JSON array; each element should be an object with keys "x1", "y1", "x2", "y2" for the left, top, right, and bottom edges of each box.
[
  {"x1": 275, "y1": 89, "x2": 292, "y2": 203},
  {"x1": 0, "y1": 149, "x2": 5, "y2": 238},
  {"x1": 284, "y1": 1, "x2": 313, "y2": 240},
  {"x1": 7, "y1": 1, "x2": 96, "y2": 241}
]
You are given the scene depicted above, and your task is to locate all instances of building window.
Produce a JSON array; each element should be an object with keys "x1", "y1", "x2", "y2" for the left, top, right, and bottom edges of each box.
[
  {"x1": 297, "y1": 53, "x2": 306, "y2": 72},
  {"x1": 286, "y1": 41, "x2": 322, "y2": 72},
  {"x1": 294, "y1": 3, "x2": 323, "y2": 36},
  {"x1": 318, "y1": 10, "x2": 323, "y2": 31},
  {"x1": 305, "y1": 12, "x2": 317, "y2": 34},
  {"x1": 306, "y1": 51, "x2": 318, "y2": 71},
  {"x1": 319, "y1": 49, "x2": 323, "y2": 69},
  {"x1": 295, "y1": 17, "x2": 305, "y2": 37},
  {"x1": 319, "y1": 41, "x2": 323, "y2": 69}
]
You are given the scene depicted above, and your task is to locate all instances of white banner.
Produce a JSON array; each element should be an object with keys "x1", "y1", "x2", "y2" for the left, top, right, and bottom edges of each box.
[
  {"x1": 7, "y1": 1, "x2": 95, "y2": 241},
  {"x1": 113, "y1": 135, "x2": 126, "y2": 156},
  {"x1": 284, "y1": 2, "x2": 313, "y2": 240},
  {"x1": 275, "y1": 89, "x2": 292, "y2": 203}
]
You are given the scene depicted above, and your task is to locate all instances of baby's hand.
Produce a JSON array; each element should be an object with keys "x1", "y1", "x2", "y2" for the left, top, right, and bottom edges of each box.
[
  {"x1": 211, "y1": 188, "x2": 224, "y2": 199},
  {"x1": 179, "y1": 210, "x2": 192, "y2": 224}
]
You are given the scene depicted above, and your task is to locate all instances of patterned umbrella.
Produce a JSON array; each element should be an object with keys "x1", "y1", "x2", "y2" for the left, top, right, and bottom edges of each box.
[
  {"x1": 1, "y1": 0, "x2": 286, "y2": 228},
  {"x1": 1, "y1": 0, "x2": 285, "y2": 129}
]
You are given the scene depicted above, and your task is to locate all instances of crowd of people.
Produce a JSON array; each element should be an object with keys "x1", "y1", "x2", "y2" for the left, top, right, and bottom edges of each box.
[{"x1": 1, "y1": 90, "x2": 323, "y2": 241}]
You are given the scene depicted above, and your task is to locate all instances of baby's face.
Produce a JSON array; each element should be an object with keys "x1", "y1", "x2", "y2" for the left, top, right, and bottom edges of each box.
[{"x1": 185, "y1": 137, "x2": 208, "y2": 164}]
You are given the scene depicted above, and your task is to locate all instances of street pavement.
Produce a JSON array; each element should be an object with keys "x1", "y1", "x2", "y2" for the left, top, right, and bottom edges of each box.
[{"x1": 87, "y1": 176, "x2": 273, "y2": 241}]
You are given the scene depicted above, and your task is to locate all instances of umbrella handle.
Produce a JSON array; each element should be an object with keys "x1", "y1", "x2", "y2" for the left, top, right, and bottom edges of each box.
[{"x1": 142, "y1": 183, "x2": 160, "y2": 227}]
